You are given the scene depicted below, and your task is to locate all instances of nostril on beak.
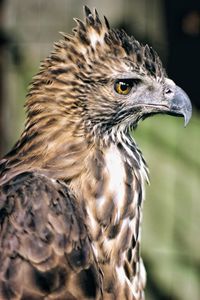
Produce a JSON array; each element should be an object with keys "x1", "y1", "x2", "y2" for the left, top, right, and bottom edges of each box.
[{"x1": 165, "y1": 88, "x2": 173, "y2": 95}]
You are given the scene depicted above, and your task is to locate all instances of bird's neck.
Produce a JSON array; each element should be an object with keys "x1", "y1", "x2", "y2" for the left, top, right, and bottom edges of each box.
[{"x1": 70, "y1": 131, "x2": 148, "y2": 256}]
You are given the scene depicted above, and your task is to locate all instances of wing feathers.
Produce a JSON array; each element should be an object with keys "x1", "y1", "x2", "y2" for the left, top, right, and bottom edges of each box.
[{"x1": 0, "y1": 172, "x2": 102, "y2": 299}]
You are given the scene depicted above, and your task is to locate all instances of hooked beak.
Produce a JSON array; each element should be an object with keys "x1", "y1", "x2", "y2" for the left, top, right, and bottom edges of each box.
[
  {"x1": 138, "y1": 85, "x2": 192, "y2": 126},
  {"x1": 169, "y1": 86, "x2": 192, "y2": 126},
  {"x1": 119, "y1": 82, "x2": 192, "y2": 128}
]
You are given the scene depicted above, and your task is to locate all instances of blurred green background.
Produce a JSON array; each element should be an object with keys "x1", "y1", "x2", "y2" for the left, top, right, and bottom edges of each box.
[{"x1": 0, "y1": 0, "x2": 199, "y2": 299}]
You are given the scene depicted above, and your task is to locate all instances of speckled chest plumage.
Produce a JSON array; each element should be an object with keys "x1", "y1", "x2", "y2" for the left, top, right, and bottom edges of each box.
[{"x1": 78, "y1": 133, "x2": 148, "y2": 299}]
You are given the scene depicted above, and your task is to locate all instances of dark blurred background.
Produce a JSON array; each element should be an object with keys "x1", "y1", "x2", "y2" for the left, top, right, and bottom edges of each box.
[{"x1": 0, "y1": 0, "x2": 199, "y2": 299}]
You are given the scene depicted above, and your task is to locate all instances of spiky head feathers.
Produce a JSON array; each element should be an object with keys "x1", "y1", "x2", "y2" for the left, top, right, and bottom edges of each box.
[
  {"x1": 60, "y1": 6, "x2": 164, "y2": 79},
  {"x1": 26, "y1": 6, "x2": 167, "y2": 140}
]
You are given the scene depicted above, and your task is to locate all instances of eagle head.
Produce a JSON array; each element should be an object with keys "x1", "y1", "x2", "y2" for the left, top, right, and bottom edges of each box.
[{"x1": 27, "y1": 6, "x2": 192, "y2": 143}]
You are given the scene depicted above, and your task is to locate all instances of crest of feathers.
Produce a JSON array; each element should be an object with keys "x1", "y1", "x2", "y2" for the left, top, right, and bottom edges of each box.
[
  {"x1": 30, "y1": 6, "x2": 164, "y2": 97},
  {"x1": 27, "y1": 5, "x2": 165, "y2": 126}
]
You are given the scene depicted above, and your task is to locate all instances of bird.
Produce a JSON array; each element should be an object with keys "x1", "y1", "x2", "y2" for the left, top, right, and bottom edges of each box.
[{"x1": 0, "y1": 6, "x2": 192, "y2": 300}]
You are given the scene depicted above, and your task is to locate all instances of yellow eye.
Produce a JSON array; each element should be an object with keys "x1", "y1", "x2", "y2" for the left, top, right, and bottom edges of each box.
[
  {"x1": 114, "y1": 79, "x2": 141, "y2": 95},
  {"x1": 114, "y1": 80, "x2": 132, "y2": 95}
]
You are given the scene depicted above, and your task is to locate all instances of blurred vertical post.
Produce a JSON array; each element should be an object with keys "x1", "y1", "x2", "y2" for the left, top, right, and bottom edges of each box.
[{"x1": 0, "y1": 0, "x2": 5, "y2": 157}]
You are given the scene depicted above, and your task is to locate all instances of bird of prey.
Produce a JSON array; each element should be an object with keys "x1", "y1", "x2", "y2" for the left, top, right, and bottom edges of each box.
[{"x1": 0, "y1": 6, "x2": 192, "y2": 300}]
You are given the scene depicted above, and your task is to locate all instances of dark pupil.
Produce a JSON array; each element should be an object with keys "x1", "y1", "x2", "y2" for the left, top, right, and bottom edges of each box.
[{"x1": 120, "y1": 82, "x2": 128, "y2": 91}]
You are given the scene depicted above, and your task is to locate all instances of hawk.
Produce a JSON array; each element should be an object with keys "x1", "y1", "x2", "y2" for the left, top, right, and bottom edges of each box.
[{"x1": 0, "y1": 6, "x2": 192, "y2": 300}]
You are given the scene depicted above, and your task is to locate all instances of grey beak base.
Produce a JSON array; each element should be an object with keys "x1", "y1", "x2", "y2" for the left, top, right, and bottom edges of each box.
[{"x1": 170, "y1": 86, "x2": 192, "y2": 126}]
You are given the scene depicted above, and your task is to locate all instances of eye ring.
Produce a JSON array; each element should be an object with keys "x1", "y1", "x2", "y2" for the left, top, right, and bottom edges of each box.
[{"x1": 114, "y1": 78, "x2": 141, "y2": 95}]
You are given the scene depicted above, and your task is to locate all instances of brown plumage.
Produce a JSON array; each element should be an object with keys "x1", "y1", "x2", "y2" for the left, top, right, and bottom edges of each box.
[{"x1": 0, "y1": 6, "x2": 192, "y2": 300}]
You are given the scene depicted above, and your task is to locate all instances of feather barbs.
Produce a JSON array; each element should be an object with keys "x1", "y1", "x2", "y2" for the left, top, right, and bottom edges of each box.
[
  {"x1": 57, "y1": 6, "x2": 163, "y2": 80},
  {"x1": 72, "y1": 6, "x2": 109, "y2": 50}
]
